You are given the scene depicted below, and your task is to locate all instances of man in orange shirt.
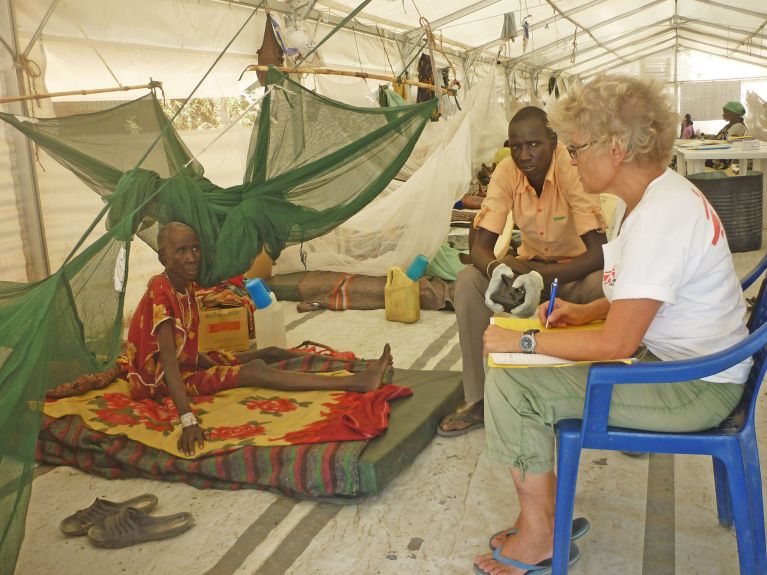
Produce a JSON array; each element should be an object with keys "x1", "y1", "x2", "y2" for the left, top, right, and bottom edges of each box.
[{"x1": 439, "y1": 107, "x2": 607, "y2": 436}]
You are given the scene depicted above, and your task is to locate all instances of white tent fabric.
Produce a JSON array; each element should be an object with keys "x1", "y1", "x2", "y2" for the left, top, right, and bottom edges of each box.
[
  {"x1": 313, "y1": 75, "x2": 379, "y2": 108},
  {"x1": 3, "y1": 0, "x2": 767, "y2": 289},
  {"x1": 746, "y1": 91, "x2": 767, "y2": 142},
  {"x1": 0, "y1": 118, "x2": 26, "y2": 283},
  {"x1": 274, "y1": 67, "x2": 506, "y2": 276}
]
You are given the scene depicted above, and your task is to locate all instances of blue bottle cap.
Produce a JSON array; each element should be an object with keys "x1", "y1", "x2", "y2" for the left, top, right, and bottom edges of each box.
[
  {"x1": 405, "y1": 253, "x2": 429, "y2": 281},
  {"x1": 245, "y1": 278, "x2": 273, "y2": 309}
]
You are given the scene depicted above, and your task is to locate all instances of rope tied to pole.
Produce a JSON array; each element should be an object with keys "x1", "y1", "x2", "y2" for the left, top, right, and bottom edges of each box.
[{"x1": 12, "y1": 54, "x2": 42, "y2": 108}]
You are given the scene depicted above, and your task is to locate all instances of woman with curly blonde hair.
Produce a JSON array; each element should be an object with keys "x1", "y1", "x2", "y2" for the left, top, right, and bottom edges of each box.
[{"x1": 473, "y1": 75, "x2": 751, "y2": 574}]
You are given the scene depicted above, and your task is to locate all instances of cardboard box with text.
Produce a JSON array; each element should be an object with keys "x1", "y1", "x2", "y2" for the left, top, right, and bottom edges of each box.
[{"x1": 198, "y1": 306, "x2": 249, "y2": 352}]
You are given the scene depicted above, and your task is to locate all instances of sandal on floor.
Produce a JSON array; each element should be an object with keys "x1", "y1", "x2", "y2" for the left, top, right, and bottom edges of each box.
[
  {"x1": 488, "y1": 517, "x2": 590, "y2": 550},
  {"x1": 474, "y1": 542, "x2": 581, "y2": 575},
  {"x1": 87, "y1": 507, "x2": 194, "y2": 548},
  {"x1": 437, "y1": 403, "x2": 484, "y2": 437},
  {"x1": 60, "y1": 494, "x2": 159, "y2": 536}
]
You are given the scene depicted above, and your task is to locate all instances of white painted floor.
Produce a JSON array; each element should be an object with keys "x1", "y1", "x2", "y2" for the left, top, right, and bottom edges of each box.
[{"x1": 15, "y1": 247, "x2": 767, "y2": 575}]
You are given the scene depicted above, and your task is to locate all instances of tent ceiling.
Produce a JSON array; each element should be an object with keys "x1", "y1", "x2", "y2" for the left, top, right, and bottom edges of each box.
[{"x1": 291, "y1": 0, "x2": 767, "y2": 78}]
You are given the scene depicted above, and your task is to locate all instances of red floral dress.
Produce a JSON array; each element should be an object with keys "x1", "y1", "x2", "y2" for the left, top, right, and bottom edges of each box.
[{"x1": 126, "y1": 274, "x2": 240, "y2": 400}]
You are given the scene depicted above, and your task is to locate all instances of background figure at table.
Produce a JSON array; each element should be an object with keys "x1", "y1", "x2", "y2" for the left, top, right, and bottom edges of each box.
[
  {"x1": 473, "y1": 74, "x2": 751, "y2": 575},
  {"x1": 439, "y1": 107, "x2": 608, "y2": 437},
  {"x1": 126, "y1": 222, "x2": 393, "y2": 456},
  {"x1": 703, "y1": 101, "x2": 748, "y2": 169},
  {"x1": 680, "y1": 114, "x2": 695, "y2": 139},
  {"x1": 703, "y1": 101, "x2": 747, "y2": 140}
]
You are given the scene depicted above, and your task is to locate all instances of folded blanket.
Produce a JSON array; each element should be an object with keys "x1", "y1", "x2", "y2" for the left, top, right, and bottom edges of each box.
[
  {"x1": 269, "y1": 271, "x2": 455, "y2": 311},
  {"x1": 38, "y1": 414, "x2": 367, "y2": 497}
]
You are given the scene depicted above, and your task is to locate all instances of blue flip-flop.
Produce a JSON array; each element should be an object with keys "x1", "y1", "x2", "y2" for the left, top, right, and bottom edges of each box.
[
  {"x1": 488, "y1": 517, "x2": 590, "y2": 551},
  {"x1": 473, "y1": 542, "x2": 581, "y2": 575}
]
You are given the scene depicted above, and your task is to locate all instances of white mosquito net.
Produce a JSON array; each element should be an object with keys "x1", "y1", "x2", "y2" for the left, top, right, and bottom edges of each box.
[{"x1": 274, "y1": 67, "x2": 508, "y2": 276}]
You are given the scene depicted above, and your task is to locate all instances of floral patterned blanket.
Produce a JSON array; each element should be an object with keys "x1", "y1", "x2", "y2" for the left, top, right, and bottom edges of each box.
[{"x1": 43, "y1": 364, "x2": 411, "y2": 459}]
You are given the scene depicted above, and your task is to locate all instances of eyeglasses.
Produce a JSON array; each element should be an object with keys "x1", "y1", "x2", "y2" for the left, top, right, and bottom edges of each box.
[{"x1": 566, "y1": 139, "x2": 600, "y2": 158}]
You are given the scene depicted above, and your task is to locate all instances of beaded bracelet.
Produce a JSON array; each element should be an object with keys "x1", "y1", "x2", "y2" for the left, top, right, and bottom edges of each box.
[
  {"x1": 486, "y1": 259, "x2": 500, "y2": 278},
  {"x1": 180, "y1": 412, "x2": 199, "y2": 428}
]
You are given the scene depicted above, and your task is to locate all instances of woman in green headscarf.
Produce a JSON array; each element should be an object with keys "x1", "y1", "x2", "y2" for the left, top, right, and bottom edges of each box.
[
  {"x1": 702, "y1": 101, "x2": 748, "y2": 169},
  {"x1": 705, "y1": 101, "x2": 747, "y2": 140}
]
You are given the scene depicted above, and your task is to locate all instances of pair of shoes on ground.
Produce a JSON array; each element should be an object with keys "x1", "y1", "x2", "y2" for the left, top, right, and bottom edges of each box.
[
  {"x1": 436, "y1": 400, "x2": 484, "y2": 437},
  {"x1": 476, "y1": 517, "x2": 590, "y2": 575},
  {"x1": 60, "y1": 494, "x2": 194, "y2": 548}
]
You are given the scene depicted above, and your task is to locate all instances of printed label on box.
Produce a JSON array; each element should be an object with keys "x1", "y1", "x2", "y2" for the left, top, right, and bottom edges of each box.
[{"x1": 198, "y1": 307, "x2": 249, "y2": 352}]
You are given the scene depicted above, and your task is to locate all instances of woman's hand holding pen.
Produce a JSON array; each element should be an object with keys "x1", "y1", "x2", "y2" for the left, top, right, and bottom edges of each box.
[{"x1": 539, "y1": 298, "x2": 592, "y2": 328}]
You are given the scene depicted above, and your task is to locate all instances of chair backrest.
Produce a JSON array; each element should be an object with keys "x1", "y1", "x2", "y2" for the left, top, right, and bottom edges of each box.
[
  {"x1": 740, "y1": 278, "x2": 767, "y2": 428},
  {"x1": 741, "y1": 252, "x2": 767, "y2": 291}
]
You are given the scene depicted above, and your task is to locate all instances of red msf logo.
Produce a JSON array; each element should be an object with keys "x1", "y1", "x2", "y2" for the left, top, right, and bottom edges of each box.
[
  {"x1": 691, "y1": 187, "x2": 724, "y2": 246},
  {"x1": 603, "y1": 267, "x2": 616, "y2": 286}
]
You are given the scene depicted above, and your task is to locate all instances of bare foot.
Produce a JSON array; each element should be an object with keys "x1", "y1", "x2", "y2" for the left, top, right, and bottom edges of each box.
[
  {"x1": 474, "y1": 523, "x2": 554, "y2": 575},
  {"x1": 488, "y1": 526, "x2": 518, "y2": 551},
  {"x1": 342, "y1": 344, "x2": 393, "y2": 393}
]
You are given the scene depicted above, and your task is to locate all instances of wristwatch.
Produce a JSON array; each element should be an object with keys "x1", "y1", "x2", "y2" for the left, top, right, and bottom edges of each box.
[{"x1": 520, "y1": 329, "x2": 540, "y2": 354}]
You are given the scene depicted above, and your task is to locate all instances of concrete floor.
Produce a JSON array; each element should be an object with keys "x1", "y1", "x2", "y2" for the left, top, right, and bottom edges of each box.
[{"x1": 15, "y1": 246, "x2": 767, "y2": 575}]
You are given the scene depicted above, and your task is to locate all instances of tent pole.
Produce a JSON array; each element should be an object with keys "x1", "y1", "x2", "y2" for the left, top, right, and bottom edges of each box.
[
  {"x1": 674, "y1": 2, "x2": 680, "y2": 115},
  {"x1": 0, "y1": 0, "x2": 50, "y2": 281},
  {"x1": 674, "y1": 42, "x2": 680, "y2": 114},
  {"x1": 0, "y1": 81, "x2": 163, "y2": 105},
  {"x1": 243, "y1": 65, "x2": 457, "y2": 94}
]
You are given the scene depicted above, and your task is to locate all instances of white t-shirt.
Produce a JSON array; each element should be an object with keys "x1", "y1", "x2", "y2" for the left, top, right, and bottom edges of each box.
[{"x1": 601, "y1": 168, "x2": 751, "y2": 384}]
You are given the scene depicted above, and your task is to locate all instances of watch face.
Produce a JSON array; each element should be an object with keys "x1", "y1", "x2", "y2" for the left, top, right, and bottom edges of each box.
[{"x1": 520, "y1": 333, "x2": 535, "y2": 353}]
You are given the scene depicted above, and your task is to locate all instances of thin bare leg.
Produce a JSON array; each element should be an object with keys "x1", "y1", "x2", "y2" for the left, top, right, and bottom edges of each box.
[
  {"x1": 237, "y1": 344, "x2": 393, "y2": 393},
  {"x1": 235, "y1": 346, "x2": 309, "y2": 364}
]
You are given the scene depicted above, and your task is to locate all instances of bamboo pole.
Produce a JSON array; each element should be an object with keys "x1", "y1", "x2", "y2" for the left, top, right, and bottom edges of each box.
[
  {"x1": 243, "y1": 65, "x2": 456, "y2": 94},
  {"x1": 0, "y1": 81, "x2": 162, "y2": 104}
]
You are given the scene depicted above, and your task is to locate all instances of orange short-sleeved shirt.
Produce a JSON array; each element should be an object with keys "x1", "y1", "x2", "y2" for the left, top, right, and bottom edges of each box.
[{"x1": 475, "y1": 143, "x2": 604, "y2": 261}]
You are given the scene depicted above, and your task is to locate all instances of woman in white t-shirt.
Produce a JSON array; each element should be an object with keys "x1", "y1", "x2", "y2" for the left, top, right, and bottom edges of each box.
[{"x1": 473, "y1": 75, "x2": 751, "y2": 575}]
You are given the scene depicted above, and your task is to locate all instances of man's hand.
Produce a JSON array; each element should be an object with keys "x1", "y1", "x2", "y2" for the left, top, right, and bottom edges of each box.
[
  {"x1": 509, "y1": 271, "x2": 544, "y2": 318},
  {"x1": 484, "y1": 263, "x2": 515, "y2": 313},
  {"x1": 178, "y1": 425, "x2": 205, "y2": 456}
]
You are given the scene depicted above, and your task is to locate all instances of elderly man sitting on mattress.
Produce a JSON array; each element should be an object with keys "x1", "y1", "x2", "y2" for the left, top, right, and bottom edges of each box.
[{"x1": 125, "y1": 221, "x2": 393, "y2": 456}]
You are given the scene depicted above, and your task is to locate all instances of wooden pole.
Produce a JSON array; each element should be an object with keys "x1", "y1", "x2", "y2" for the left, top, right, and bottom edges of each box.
[
  {"x1": 0, "y1": 81, "x2": 162, "y2": 104},
  {"x1": 243, "y1": 65, "x2": 456, "y2": 95}
]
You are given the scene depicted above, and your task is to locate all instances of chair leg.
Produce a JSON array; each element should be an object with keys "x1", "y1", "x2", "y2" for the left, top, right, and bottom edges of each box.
[
  {"x1": 553, "y1": 433, "x2": 581, "y2": 575},
  {"x1": 722, "y1": 449, "x2": 760, "y2": 575},
  {"x1": 712, "y1": 456, "x2": 733, "y2": 528},
  {"x1": 739, "y1": 434, "x2": 767, "y2": 574}
]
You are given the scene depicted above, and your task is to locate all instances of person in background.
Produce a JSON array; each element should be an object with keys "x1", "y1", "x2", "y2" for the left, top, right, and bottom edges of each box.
[
  {"x1": 439, "y1": 107, "x2": 607, "y2": 437},
  {"x1": 472, "y1": 74, "x2": 750, "y2": 575},
  {"x1": 702, "y1": 101, "x2": 748, "y2": 169},
  {"x1": 125, "y1": 222, "x2": 393, "y2": 456},
  {"x1": 703, "y1": 101, "x2": 747, "y2": 140},
  {"x1": 680, "y1": 113, "x2": 695, "y2": 139},
  {"x1": 493, "y1": 139, "x2": 512, "y2": 165}
]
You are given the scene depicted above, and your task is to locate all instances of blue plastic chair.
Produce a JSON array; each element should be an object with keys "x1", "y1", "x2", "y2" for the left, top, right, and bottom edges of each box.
[
  {"x1": 552, "y1": 276, "x2": 767, "y2": 574},
  {"x1": 741, "y1": 251, "x2": 767, "y2": 291}
]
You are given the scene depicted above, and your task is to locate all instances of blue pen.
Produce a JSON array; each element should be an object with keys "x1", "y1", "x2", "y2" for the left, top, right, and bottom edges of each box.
[{"x1": 545, "y1": 277, "x2": 559, "y2": 329}]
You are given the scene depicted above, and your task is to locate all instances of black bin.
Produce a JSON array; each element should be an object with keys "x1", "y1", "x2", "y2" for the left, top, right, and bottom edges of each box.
[{"x1": 686, "y1": 171, "x2": 763, "y2": 253}]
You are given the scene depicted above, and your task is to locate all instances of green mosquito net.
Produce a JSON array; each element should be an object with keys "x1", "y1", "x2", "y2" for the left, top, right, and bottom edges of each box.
[{"x1": 0, "y1": 67, "x2": 436, "y2": 573}]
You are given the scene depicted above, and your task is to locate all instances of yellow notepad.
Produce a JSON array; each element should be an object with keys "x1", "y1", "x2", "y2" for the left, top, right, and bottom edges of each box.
[{"x1": 487, "y1": 317, "x2": 635, "y2": 368}]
